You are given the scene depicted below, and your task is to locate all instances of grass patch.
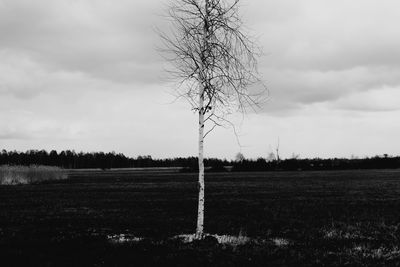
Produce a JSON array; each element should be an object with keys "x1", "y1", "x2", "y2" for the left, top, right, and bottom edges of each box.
[
  {"x1": 2, "y1": 169, "x2": 400, "y2": 265},
  {"x1": 0, "y1": 165, "x2": 67, "y2": 185},
  {"x1": 174, "y1": 233, "x2": 252, "y2": 246}
]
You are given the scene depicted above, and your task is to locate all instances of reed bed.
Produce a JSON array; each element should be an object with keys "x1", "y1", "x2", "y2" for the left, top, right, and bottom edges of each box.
[{"x1": 0, "y1": 165, "x2": 67, "y2": 185}]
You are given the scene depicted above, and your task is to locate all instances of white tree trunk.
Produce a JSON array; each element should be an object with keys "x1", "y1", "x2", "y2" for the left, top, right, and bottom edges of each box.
[
  {"x1": 195, "y1": 0, "x2": 209, "y2": 240},
  {"x1": 195, "y1": 91, "x2": 205, "y2": 239}
]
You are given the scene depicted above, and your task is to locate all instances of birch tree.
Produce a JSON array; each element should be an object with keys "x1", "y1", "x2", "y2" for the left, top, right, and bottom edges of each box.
[{"x1": 160, "y1": 0, "x2": 265, "y2": 239}]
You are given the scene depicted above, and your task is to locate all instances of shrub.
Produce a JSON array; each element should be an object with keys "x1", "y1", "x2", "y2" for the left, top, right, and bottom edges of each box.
[{"x1": 0, "y1": 165, "x2": 67, "y2": 185}]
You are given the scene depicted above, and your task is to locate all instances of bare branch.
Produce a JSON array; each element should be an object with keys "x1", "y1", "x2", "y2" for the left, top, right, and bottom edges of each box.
[
  {"x1": 158, "y1": 0, "x2": 267, "y2": 240},
  {"x1": 159, "y1": 0, "x2": 266, "y2": 119}
]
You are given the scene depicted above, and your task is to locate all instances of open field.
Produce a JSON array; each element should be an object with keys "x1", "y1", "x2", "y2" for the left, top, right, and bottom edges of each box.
[{"x1": 1, "y1": 169, "x2": 400, "y2": 266}]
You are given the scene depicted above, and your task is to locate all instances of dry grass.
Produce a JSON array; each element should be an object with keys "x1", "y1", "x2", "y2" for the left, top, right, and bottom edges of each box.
[
  {"x1": 349, "y1": 245, "x2": 400, "y2": 260},
  {"x1": 174, "y1": 233, "x2": 252, "y2": 246},
  {"x1": 107, "y1": 234, "x2": 144, "y2": 244},
  {"x1": 0, "y1": 165, "x2": 67, "y2": 185}
]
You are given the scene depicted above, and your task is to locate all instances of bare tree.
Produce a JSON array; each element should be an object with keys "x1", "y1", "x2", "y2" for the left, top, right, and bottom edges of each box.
[
  {"x1": 159, "y1": 0, "x2": 265, "y2": 239},
  {"x1": 275, "y1": 137, "x2": 280, "y2": 163},
  {"x1": 235, "y1": 152, "x2": 245, "y2": 162},
  {"x1": 291, "y1": 152, "x2": 300, "y2": 160},
  {"x1": 266, "y1": 152, "x2": 276, "y2": 162}
]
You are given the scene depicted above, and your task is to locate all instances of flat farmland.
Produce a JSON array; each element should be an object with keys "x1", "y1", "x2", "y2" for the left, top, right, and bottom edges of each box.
[{"x1": 1, "y1": 169, "x2": 400, "y2": 266}]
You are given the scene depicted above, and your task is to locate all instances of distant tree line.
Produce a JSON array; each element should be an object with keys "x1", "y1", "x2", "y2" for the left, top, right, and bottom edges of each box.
[
  {"x1": 232, "y1": 155, "x2": 400, "y2": 171},
  {"x1": 1, "y1": 149, "x2": 399, "y2": 171},
  {"x1": 0, "y1": 150, "x2": 133, "y2": 169},
  {"x1": 0, "y1": 149, "x2": 228, "y2": 170}
]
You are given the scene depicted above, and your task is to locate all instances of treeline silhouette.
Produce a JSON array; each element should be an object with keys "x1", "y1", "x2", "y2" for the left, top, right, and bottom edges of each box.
[
  {"x1": 1, "y1": 149, "x2": 399, "y2": 171},
  {"x1": 232, "y1": 155, "x2": 400, "y2": 171},
  {"x1": 0, "y1": 149, "x2": 228, "y2": 170}
]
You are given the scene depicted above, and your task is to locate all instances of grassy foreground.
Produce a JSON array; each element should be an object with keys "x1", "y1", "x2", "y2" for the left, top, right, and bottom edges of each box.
[
  {"x1": 1, "y1": 169, "x2": 400, "y2": 266},
  {"x1": 0, "y1": 165, "x2": 67, "y2": 185}
]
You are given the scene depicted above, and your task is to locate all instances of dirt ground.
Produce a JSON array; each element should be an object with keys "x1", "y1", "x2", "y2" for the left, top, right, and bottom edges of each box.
[{"x1": 1, "y1": 169, "x2": 400, "y2": 266}]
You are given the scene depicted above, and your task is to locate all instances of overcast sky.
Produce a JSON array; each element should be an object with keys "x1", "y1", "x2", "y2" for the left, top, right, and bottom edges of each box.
[{"x1": 1, "y1": 0, "x2": 399, "y2": 159}]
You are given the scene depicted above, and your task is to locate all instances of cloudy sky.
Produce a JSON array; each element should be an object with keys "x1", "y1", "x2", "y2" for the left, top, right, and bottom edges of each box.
[{"x1": 1, "y1": 0, "x2": 399, "y2": 159}]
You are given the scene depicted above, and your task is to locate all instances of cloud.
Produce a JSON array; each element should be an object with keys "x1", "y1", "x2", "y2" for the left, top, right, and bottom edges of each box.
[
  {"x1": 252, "y1": 0, "x2": 400, "y2": 70},
  {"x1": 236, "y1": 0, "x2": 399, "y2": 116},
  {"x1": 331, "y1": 86, "x2": 400, "y2": 112},
  {"x1": 0, "y1": 129, "x2": 30, "y2": 140},
  {"x1": 2, "y1": 0, "x2": 399, "y2": 106},
  {"x1": 0, "y1": 0, "x2": 163, "y2": 84},
  {"x1": 261, "y1": 66, "x2": 400, "y2": 114},
  {"x1": 0, "y1": 50, "x2": 122, "y2": 100},
  {"x1": 0, "y1": 106, "x2": 88, "y2": 141},
  {"x1": 1, "y1": 0, "x2": 400, "y2": 158}
]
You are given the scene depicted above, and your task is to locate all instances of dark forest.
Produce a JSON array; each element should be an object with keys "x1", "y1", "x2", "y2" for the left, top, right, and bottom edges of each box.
[{"x1": 1, "y1": 149, "x2": 399, "y2": 171}]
